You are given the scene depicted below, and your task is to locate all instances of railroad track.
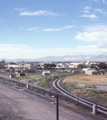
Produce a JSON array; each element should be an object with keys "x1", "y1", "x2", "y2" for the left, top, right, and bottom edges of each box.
[{"x1": 52, "y1": 78, "x2": 107, "y2": 115}]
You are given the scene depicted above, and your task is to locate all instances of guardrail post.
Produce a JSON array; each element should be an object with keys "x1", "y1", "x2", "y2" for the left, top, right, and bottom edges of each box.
[
  {"x1": 26, "y1": 84, "x2": 28, "y2": 89},
  {"x1": 92, "y1": 104, "x2": 96, "y2": 115}
]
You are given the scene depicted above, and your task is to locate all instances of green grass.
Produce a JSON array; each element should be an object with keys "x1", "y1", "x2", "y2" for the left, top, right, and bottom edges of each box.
[
  {"x1": 12, "y1": 72, "x2": 74, "y2": 88},
  {"x1": 37, "y1": 77, "x2": 51, "y2": 88},
  {"x1": 81, "y1": 78, "x2": 91, "y2": 81},
  {"x1": 14, "y1": 76, "x2": 32, "y2": 80},
  {"x1": 37, "y1": 72, "x2": 72, "y2": 88},
  {"x1": 28, "y1": 79, "x2": 37, "y2": 83},
  {"x1": 64, "y1": 81, "x2": 78, "y2": 86},
  {"x1": 85, "y1": 90, "x2": 107, "y2": 104}
]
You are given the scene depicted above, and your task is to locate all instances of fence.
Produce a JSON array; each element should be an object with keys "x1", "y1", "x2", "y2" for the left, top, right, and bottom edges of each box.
[{"x1": 0, "y1": 77, "x2": 107, "y2": 116}]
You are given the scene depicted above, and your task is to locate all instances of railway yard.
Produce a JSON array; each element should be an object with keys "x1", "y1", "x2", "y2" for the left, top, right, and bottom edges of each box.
[{"x1": 0, "y1": 73, "x2": 107, "y2": 120}]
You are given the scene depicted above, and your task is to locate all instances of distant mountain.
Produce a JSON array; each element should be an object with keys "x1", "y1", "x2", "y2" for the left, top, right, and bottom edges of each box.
[
  {"x1": 34, "y1": 55, "x2": 107, "y2": 62},
  {"x1": 3, "y1": 55, "x2": 107, "y2": 62}
]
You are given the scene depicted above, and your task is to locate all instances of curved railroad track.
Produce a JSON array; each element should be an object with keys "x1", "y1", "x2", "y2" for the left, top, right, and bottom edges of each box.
[{"x1": 52, "y1": 78, "x2": 107, "y2": 115}]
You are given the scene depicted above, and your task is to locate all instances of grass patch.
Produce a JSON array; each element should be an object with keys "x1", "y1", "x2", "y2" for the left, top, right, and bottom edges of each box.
[
  {"x1": 28, "y1": 79, "x2": 37, "y2": 83},
  {"x1": 14, "y1": 76, "x2": 32, "y2": 80},
  {"x1": 85, "y1": 90, "x2": 107, "y2": 104},
  {"x1": 81, "y1": 78, "x2": 91, "y2": 81},
  {"x1": 37, "y1": 72, "x2": 72, "y2": 88},
  {"x1": 37, "y1": 78, "x2": 50, "y2": 88}
]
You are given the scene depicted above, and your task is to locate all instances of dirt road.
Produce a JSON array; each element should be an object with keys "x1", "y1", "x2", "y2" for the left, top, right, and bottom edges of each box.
[{"x1": 0, "y1": 82, "x2": 93, "y2": 120}]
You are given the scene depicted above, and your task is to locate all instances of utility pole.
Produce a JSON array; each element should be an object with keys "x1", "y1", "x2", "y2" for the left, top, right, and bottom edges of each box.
[{"x1": 56, "y1": 94, "x2": 59, "y2": 120}]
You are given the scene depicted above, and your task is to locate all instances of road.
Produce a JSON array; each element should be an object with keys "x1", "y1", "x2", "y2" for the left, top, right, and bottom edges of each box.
[{"x1": 0, "y1": 81, "x2": 93, "y2": 120}]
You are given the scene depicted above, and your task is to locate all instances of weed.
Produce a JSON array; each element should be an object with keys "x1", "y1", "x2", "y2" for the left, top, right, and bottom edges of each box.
[
  {"x1": 28, "y1": 79, "x2": 37, "y2": 83},
  {"x1": 85, "y1": 84, "x2": 96, "y2": 88}
]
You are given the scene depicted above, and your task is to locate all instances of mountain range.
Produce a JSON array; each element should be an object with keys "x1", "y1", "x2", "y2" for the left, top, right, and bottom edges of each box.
[{"x1": 2, "y1": 55, "x2": 107, "y2": 62}]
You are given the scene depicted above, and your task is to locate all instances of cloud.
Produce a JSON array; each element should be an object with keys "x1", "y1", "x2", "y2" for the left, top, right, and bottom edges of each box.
[
  {"x1": 0, "y1": 44, "x2": 107, "y2": 59},
  {"x1": 83, "y1": 6, "x2": 92, "y2": 13},
  {"x1": 63, "y1": 25, "x2": 73, "y2": 29},
  {"x1": 75, "y1": 24, "x2": 107, "y2": 48},
  {"x1": 94, "y1": 8, "x2": 107, "y2": 14},
  {"x1": 81, "y1": 14, "x2": 98, "y2": 18},
  {"x1": 15, "y1": 7, "x2": 26, "y2": 11},
  {"x1": 94, "y1": 0, "x2": 100, "y2": 2},
  {"x1": 81, "y1": 6, "x2": 107, "y2": 18},
  {"x1": 18, "y1": 25, "x2": 73, "y2": 32},
  {"x1": 93, "y1": 0, "x2": 107, "y2": 3},
  {"x1": 102, "y1": 0, "x2": 106, "y2": 3},
  {"x1": 5, "y1": 31, "x2": 11, "y2": 33},
  {"x1": 26, "y1": 27, "x2": 38, "y2": 31},
  {"x1": 19, "y1": 10, "x2": 57, "y2": 16},
  {"x1": 41, "y1": 28, "x2": 63, "y2": 32},
  {"x1": 36, "y1": 25, "x2": 73, "y2": 32},
  {"x1": 83, "y1": 6, "x2": 92, "y2": 10}
]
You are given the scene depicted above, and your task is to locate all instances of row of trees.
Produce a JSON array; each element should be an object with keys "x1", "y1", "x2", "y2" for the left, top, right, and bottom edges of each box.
[
  {"x1": 44, "y1": 64, "x2": 56, "y2": 70},
  {"x1": 78, "y1": 62, "x2": 107, "y2": 69},
  {"x1": 39, "y1": 62, "x2": 107, "y2": 70}
]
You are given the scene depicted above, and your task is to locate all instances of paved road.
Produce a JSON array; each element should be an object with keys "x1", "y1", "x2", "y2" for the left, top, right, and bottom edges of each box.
[{"x1": 0, "y1": 82, "x2": 93, "y2": 120}]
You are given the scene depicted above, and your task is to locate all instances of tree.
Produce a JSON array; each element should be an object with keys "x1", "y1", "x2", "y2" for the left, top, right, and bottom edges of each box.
[
  {"x1": 90, "y1": 64, "x2": 97, "y2": 69},
  {"x1": 77, "y1": 64, "x2": 87, "y2": 68},
  {"x1": 98, "y1": 62, "x2": 107, "y2": 69},
  {"x1": 44, "y1": 64, "x2": 56, "y2": 70},
  {"x1": 10, "y1": 62, "x2": 16, "y2": 65},
  {"x1": 51, "y1": 64, "x2": 56, "y2": 68}
]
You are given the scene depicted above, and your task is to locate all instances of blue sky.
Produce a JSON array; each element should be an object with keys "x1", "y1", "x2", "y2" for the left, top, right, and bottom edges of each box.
[{"x1": 0, "y1": 0, "x2": 107, "y2": 59}]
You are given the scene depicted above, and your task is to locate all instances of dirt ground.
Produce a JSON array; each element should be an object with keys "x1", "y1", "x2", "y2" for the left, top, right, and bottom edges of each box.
[
  {"x1": 63, "y1": 74, "x2": 107, "y2": 89},
  {"x1": 0, "y1": 81, "x2": 93, "y2": 120},
  {"x1": 63, "y1": 74, "x2": 107, "y2": 106}
]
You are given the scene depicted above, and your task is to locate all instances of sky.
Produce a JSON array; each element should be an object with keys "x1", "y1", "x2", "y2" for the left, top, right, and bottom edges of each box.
[{"x1": 0, "y1": 0, "x2": 107, "y2": 59}]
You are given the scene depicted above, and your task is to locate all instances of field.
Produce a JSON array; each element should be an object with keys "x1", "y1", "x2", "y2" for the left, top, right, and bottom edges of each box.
[
  {"x1": 63, "y1": 74, "x2": 107, "y2": 106},
  {"x1": 14, "y1": 72, "x2": 72, "y2": 89},
  {"x1": 63, "y1": 74, "x2": 107, "y2": 86}
]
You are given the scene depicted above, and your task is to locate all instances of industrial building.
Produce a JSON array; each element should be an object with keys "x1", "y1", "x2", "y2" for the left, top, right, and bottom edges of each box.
[{"x1": 0, "y1": 60, "x2": 5, "y2": 69}]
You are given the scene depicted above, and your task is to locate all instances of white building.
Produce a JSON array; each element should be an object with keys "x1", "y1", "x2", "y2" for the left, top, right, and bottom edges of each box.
[
  {"x1": 7, "y1": 63, "x2": 38, "y2": 71},
  {"x1": 24, "y1": 64, "x2": 38, "y2": 71},
  {"x1": 85, "y1": 70, "x2": 98, "y2": 75},
  {"x1": 82, "y1": 68, "x2": 97, "y2": 72},
  {"x1": 42, "y1": 70, "x2": 50, "y2": 76}
]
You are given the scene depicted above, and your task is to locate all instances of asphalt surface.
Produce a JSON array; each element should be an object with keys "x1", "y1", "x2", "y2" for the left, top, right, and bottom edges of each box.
[{"x1": 0, "y1": 81, "x2": 94, "y2": 120}]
